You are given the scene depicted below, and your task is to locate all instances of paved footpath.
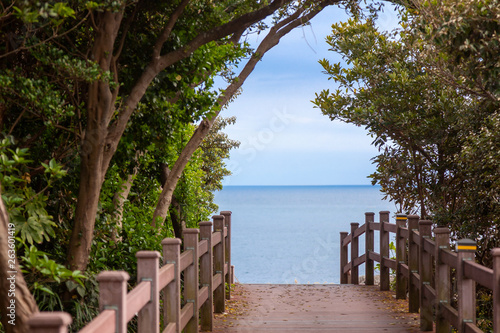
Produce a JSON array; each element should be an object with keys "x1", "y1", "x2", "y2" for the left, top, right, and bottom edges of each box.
[{"x1": 213, "y1": 284, "x2": 432, "y2": 333}]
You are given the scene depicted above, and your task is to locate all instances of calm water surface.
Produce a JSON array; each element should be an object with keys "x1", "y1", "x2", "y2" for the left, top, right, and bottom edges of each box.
[{"x1": 213, "y1": 185, "x2": 396, "y2": 284}]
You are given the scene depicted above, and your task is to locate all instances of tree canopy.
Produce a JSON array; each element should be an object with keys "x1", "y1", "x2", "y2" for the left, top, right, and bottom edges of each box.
[
  {"x1": 314, "y1": 0, "x2": 499, "y2": 262},
  {"x1": 1, "y1": 0, "x2": 343, "y2": 331}
]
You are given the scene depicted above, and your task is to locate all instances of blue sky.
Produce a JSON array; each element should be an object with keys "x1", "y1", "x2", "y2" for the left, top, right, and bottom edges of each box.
[{"x1": 219, "y1": 4, "x2": 400, "y2": 186}]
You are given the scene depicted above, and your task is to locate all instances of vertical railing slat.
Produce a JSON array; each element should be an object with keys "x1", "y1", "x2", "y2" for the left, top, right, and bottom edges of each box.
[
  {"x1": 379, "y1": 211, "x2": 390, "y2": 291},
  {"x1": 492, "y1": 248, "x2": 500, "y2": 333},
  {"x1": 199, "y1": 221, "x2": 214, "y2": 331},
  {"x1": 351, "y1": 222, "x2": 359, "y2": 285},
  {"x1": 136, "y1": 251, "x2": 160, "y2": 333},
  {"x1": 340, "y1": 231, "x2": 349, "y2": 284},
  {"x1": 162, "y1": 238, "x2": 182, "y2": 333},
  {"x1": 183, "y1": 229, "x2": 200, "y2": 333},
  {"x1": 213, "y1": 215, "x2": 226, "y2": 313},
  {"x1": 221, "y1": 210, "x2": 232, "y2": 300},
  {"x1": 396, "y1": 214, "x2": 407, "y2": 299},
  {"x1": 96, "y1": 271, "x2": 129, "y2": 333},
  {"x1": 419, "y1": 220, "x2": 433, "y2": 331},
  {"x1": 435, "y1": 227, "x2": 451, "y2": 333},
  {"x1": 408, "y1": 215, "x2": 420, "y2": 313},
  {"x1": 457, "y1": 239, "x2": 477, "y2": 333},
  {"x1": 365, "y1": 212, "x2": 375, "y2": 286}
]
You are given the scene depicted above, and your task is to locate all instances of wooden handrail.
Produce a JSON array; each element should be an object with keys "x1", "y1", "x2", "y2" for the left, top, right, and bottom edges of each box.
[
  {"x1": 383, "y1": 222, "x2": 397, "y2": 233},
  {"x1": 180, "y1": 303, "x2": 195, "y2": 330},
  {"x1": 198, "y1": 239, "x2": 208, "y2": 257},
  {"x1": 212, "y1": 231, "x2": 222, "y2": 246},
  {"x1": 126, "y1": 281, "x2": 151, "y2": 322},
  {"x1": 463, "y1": 261, "x2": 493, "y2": 290},
  {"x1": 423, "y1": 237, "x2": 435, "y2": 255},
  {"x1": 353, "y1": 223, "x2": 366, "y2": 238},
  {"x1": 78, "y1": 310, "x2": 115, "y2": 333},
  {"x1": 399, "y1": 227, "x2": 409, "y2": 238},
  {"x1": 440, "y1": 248, "x2": 458, "y2": 269},
  {"x1": 339, "y1": 211, "x2": 500, "y2": 333},
  {"x1": 180, "y1": 250, "x2": 194, "y2": 272},
  {"x1": 158, "y1": 263, "x2": 175, "y2": 289},
  {"x1": 28, "y1": 212, "x2": 234, "y2": 333}
]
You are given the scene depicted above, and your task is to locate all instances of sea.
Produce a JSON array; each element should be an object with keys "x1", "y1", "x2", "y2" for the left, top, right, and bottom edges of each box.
[{"x1": 213, "y1": 185, "x2": 396, "y2": 284}]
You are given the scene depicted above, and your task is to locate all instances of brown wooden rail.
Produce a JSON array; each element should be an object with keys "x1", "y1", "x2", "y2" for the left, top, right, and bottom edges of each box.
[
  {"x1": 27, "y1": 211, "x2": 233, "y2": 333},
  {"x1": 340, "y1": 212, "x2": 500, "y2": 333}
]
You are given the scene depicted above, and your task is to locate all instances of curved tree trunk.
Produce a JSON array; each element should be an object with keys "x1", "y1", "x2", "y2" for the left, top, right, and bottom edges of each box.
[
  {"x1": 0, "y1": 186, "x2": 38, "y2": 333},
  {"x1": 152, "y1": 0, "x2": 337, "y2": 224}
]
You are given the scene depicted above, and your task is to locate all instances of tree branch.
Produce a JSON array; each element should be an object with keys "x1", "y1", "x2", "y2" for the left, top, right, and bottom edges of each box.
[
  {"x1": 0, "y1": 12, "x2": 91, "y2": 59},
  {"x1": 156, "y1": 0, "x2": 293, "y2": 70},
  {"x1": 104, "y1": 0, "x2": 295, "y2": 168},
  {"x1": 152, "y1": 0, "x2": 339, "y2": 223},
  {"x1": 152, "y1": 0, "x2": 191, "y2": 60}
]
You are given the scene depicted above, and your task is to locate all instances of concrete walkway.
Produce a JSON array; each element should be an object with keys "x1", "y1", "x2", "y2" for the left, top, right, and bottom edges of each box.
[{"x1": 213, "y1": 284, "x2": 430, "y2": 333}]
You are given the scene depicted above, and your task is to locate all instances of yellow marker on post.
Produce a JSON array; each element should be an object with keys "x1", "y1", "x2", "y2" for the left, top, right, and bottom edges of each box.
[{"x1": 456, "y1": 239, "x2": 477, "y2": 252}]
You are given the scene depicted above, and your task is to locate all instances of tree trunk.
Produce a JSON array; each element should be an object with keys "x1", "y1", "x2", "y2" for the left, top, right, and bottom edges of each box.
[
  {"x1": 159, "y1": 163, "x2": 183, "y2": 238},
  {"x1": 0, "y1": 186, "x2": 39, "y2": 333},
  {"x1": 110, "y1": 173, "x2": 135, "y2": 242},
  {"x1": 169, "y1": 197, "x2": 183, "y2": 239},
  {"x1": 67, "y1": 132, "x2": 107, "y2": 271},
  {"x1": 66, "y1": 10, "x2": 123, "y2": 271},
  {"x1": 153, "y1": 120, "x2": 215, "y2": 226}
]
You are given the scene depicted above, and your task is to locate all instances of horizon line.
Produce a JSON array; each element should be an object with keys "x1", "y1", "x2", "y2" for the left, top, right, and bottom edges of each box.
[{"x1": 222, "y1": 184, "x2": 379, "y2": 187}]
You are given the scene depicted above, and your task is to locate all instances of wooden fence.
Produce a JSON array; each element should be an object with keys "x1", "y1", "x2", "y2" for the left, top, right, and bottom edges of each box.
[
  {"x1": 340, "y1": 212, "x2": 500, "y2": 333},
  {"x1": 27, "y1": 211, "x2": 233, "y2": 333}
]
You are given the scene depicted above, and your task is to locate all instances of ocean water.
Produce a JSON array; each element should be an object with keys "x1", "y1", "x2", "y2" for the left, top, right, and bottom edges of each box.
[{"x1": 213, "y1": 185, "x2": 396, "y2": 284}]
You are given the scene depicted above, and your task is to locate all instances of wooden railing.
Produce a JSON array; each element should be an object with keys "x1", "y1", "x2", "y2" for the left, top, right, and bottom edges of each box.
[
  {"x1": 27, "y1": 211, "x2": 233, "y2": 333},
  {"x1": 340, "y1": 212, "x2": 500, "y2": 333}
]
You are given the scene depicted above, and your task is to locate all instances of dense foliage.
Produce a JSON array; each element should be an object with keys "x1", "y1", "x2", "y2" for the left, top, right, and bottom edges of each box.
[
  {"x1": 0, "y1": 0, "x2": 247, "y2": 330},
  {"x1": 1, "y1": 0, "x2": 342, "y2": 331},
  {"x1": 315, "y1": 0, "x2": 499, "y2": 253},
  {"x1": 314, "y1": 2, "x2": 498, "y2": 327}
]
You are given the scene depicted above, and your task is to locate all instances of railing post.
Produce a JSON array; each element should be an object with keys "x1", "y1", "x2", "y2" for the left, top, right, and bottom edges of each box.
[
  {"x1": 221, "y1": 210, "x2": 232, "y2": 300},
  {"x1": 351, "y1": 222, "x2": 360, "y2": 285},
  {"x1": 434, "y1": 227, "x2": 451, "y2": 333},
  {"x1": 456, "y1": 239, "x2": 477, "y2": 333},
  {"x1": 199, "y1": 221, "x2": 214, "y2": 332},
  {"x1": 162, "y1": 238, "x2": 181, "y2": 333},
  {"x1": 28, "y1": 312, "x2": 72, "y2": 333},
  {"x1": 419, "y1": 220, "x2": 433, "y2": 331},
  {"x1": 340, "y1": 231, "x2": 348, "y2": 284},
  {"x1": 379, "y1": 211, "x2": 390, "y2": 291},
  {"x1": 97, "y1": 271, "x2": 129, "y2": 333},
  {"x1": 396, "y1": 214, "x2": 407, "y2": 299},
  {"x1": 492, "y1": 248, "x2": 500, "y2": 333},
  {"x1": 408, "y1": 215, "x2": 420, "y2": 313},
  {"x1": 183, "y1": 228, "x2": 200, "y2": 333},
  {"x1": 213, "y1": 215, "x2": 226, "y2": 313},
  {"x1": 136, "y1": 251, "x2": 160, "y2": 333},
  {"x1": 365, "y1": 212, "x2": 375, "y2": 286}
]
